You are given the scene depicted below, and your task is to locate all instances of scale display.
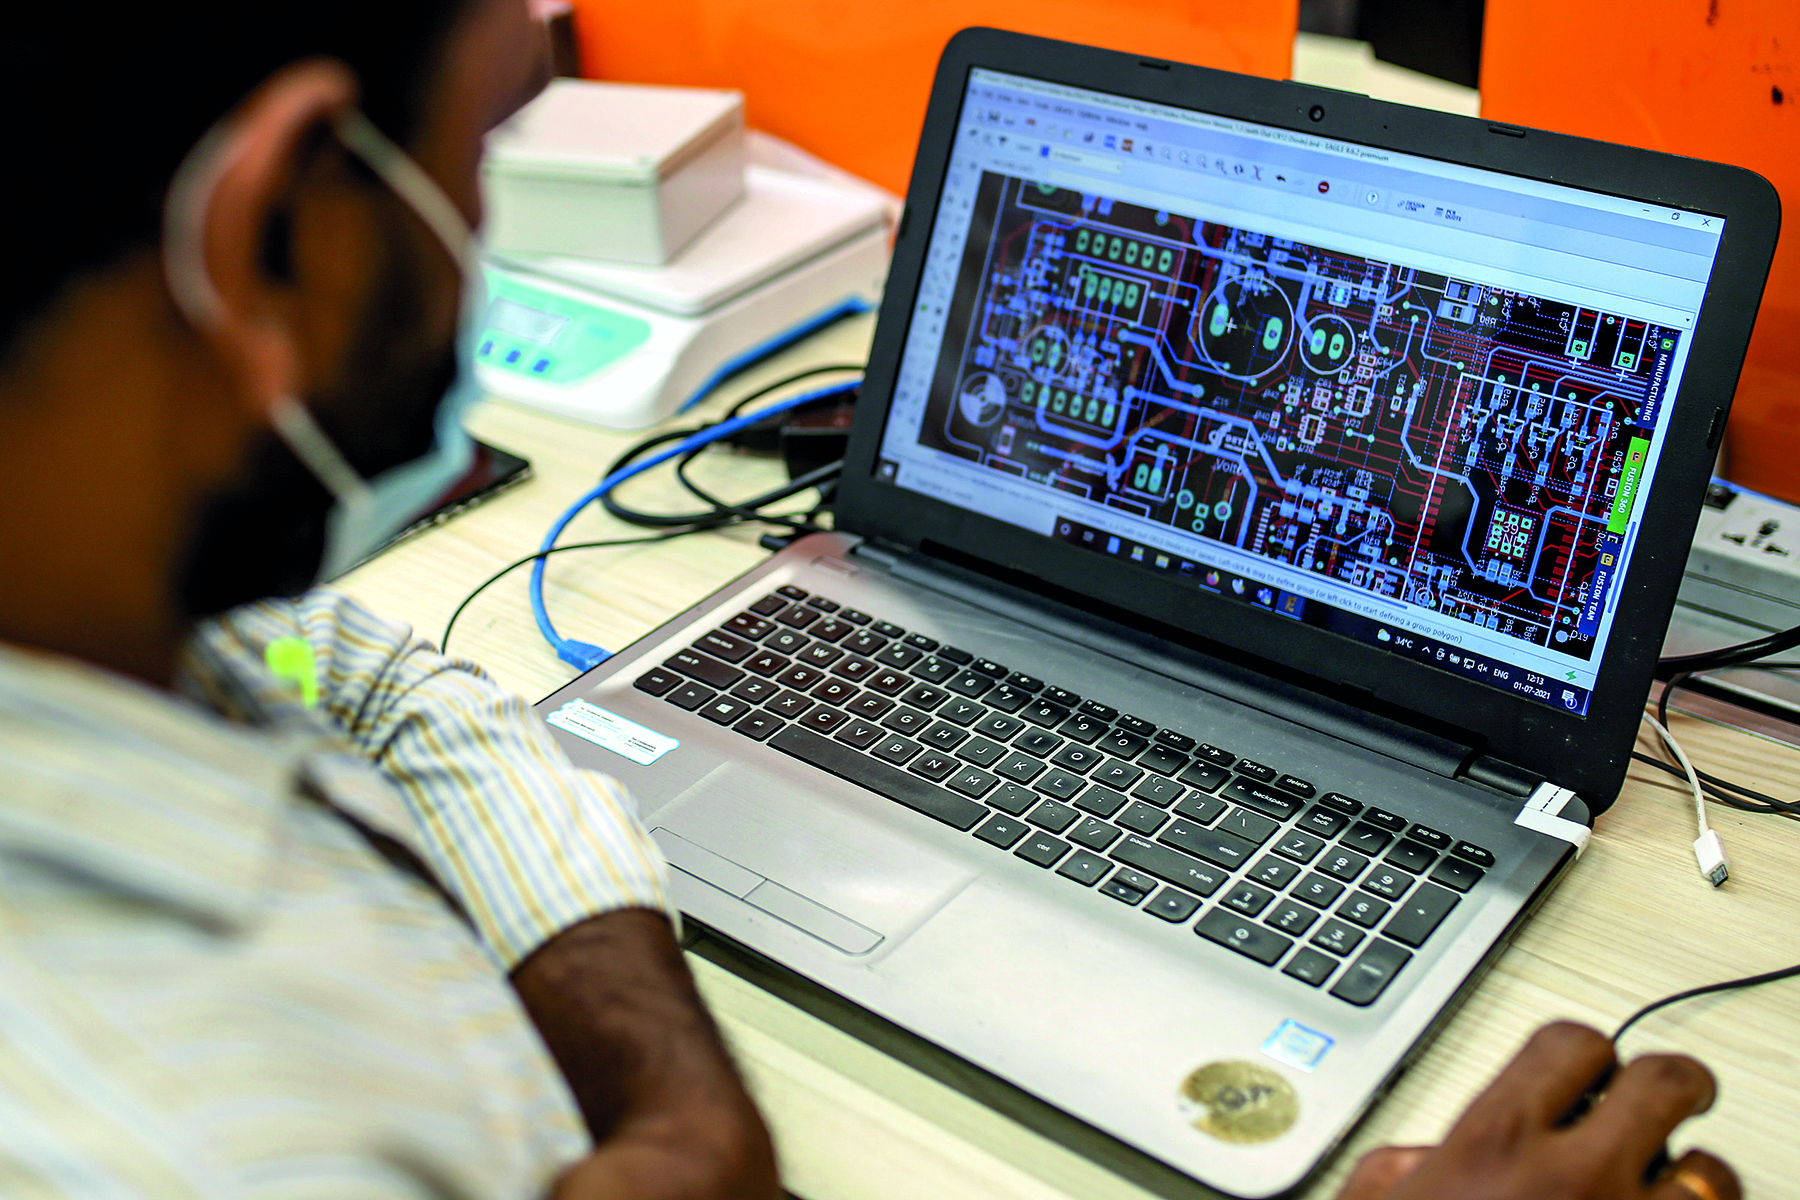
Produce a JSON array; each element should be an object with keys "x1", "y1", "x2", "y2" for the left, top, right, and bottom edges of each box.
[{"x1": 477, "y1": 270, "x2": 651, "y2": 385}]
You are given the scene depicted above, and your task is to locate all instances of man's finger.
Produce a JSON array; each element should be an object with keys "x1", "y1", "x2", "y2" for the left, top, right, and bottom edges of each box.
[
  {"x1": 1332, "y1": 1145, "x2": 1431, "y2": 1200},
  {"x1": 1443, "y1": 1021, "x2": 1618, "y2": 1148},
  {"x1": 1578, "y1": 1053, "x2": 1717, "y2": 1171},
  {"x1": 1647, "y1": 1148, "x2": 1741, "y2": 1200}
]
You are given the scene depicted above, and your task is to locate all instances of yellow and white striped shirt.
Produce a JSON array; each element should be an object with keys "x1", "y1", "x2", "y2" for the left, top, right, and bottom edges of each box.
[{"x1": 0, "y1": 589, "x2": 671, "y2": 1197}]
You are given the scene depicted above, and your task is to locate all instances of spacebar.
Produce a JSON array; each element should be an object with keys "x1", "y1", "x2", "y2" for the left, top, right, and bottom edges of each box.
[{"x1": 768, "y1": 725, "x2": 988, "y2": 831}]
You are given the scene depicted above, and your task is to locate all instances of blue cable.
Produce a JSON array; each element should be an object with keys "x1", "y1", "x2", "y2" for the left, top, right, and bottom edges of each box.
[
  {"x1": 673, "y1": 297, "x2": 873, "y2": 414},
  {"x1": 531, "y1": 380, "x2": 860, "y2": 670}
]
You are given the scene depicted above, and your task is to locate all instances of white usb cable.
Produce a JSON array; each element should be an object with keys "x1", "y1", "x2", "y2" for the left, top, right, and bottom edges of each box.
[{"x1": 1642, "y1": 711, "x2": 1731, "y2": 887}]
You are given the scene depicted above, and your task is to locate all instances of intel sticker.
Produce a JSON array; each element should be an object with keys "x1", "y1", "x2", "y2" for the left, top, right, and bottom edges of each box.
[
  {"x1": 547, "y1": 699, "x2": 679, "y2": 765},
  {"x1": 1262, "y1": 1020, "x2": 1333, "y2": 1073}
]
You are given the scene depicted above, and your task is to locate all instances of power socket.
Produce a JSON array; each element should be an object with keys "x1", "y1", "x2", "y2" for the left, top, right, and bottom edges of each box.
[{"x1": 1686, "y1": 479, "x2": 1800, "y2": 603}]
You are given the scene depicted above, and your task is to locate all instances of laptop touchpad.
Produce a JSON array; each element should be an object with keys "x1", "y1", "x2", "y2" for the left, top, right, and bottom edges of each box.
[{"x1": 652, "y1": 762, "x2": 974, "y2": 956}]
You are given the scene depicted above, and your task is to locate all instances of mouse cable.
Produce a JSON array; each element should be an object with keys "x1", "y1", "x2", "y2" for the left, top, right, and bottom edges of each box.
[
  {"x1": 1655, "y1": 620, "x2": 1800, "y2": 680},
  {"x1": 1615, "y1": 961, "x2": 1800, "y2": 1044}
]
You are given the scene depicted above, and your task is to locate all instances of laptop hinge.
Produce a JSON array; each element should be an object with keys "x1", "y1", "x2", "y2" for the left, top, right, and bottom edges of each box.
[
  {"x1": 849, "y1": 538, "x2": 905, "y2": 569},
  {"x1": 1462, "y1": 755, "x2": 1543, "y2": 798}
]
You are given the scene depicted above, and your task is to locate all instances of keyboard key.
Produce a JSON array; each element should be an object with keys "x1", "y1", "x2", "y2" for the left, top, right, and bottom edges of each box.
[
  {"x1": 1429, "y1": 858, "x2": 1484, "y2": 893},
  {"x1": 988, "y1": 783, "x2": 1038, "y2": 815},
  {"x1": 909, "y1": 751, "x2": 960, "y2": 782},
  {"x1": 875, "y1": 643, "x2": 923, "y2": 669},
  {"x1": 1274, "y1": 829, "x2": 1326, "y2": 864},
  {"x1": 955, "y1": 736, "x2": 1008, "y2": 767},
  {"x1": 1283, "y1": 948, "x2": 1338, "y2": 987},
  {"x1": 1384, "y1": 884, "x2": 1459, "y2": 947},
  {"x1": 1340, "y1": 822, "x2": 1393, "y2": 855},
  {"x1": 1338, "y1": 891, "x2": 1392, "y2": 929},
  {"x1": 797, "y1": 643, "x2": 845, "y2": 669},
  {"x1": 1012, "y1": 728, "x2": 1062, "y2": 757},
  {"x1": 838, "y1": 608, "x2": 872, "y2": 626},
  {"x1": 1266, "y1": 900, "x2": 1319, "y2": 935},
  {"x1": 872, "y1": 735, "x2": 922, "y2": 765},
  {"x1": 921, "y1": 721, "x2": 969, "y2": 750},
  {"x1": 1027, "y1": 800, "x2": 1079, "y2": 832},
  {"x1": 1146, "y1": 887, "x2": 1202, "y2": 923},
  {"x1": 775, "y1": 603, "x2": 819, "y2": 629},
  {"x1": 975, "y1": 713, "x2": 1025, "y2": 740},
  {"x1": 1249, "y1": 855, "x2": 1300, "y2": 889},
  {"x1": 911, "y1": 658, "x2": 956, "y2": 683},
  {"x1": 734, "y1": 675, "x2": 782, "y2": 702},
  {"x1": 1078, "y1": 700, "x2": 1118, "y2": 721},
  {"x1": 1056, "y1": 849, "x2": 1111, "y2": 886},
  {"x1": 1131, "y1": 774, "x2": 1184, "y2": 807},
  {"x1": 1363, "y1": 866, "x2": 1416, "y2": 900},
  {"x1": 1408, "y1": 824, "x2": 1452, "y2": 851},
  {"x1": 768, "y1": 725, "x2": 986, "y2": 831},
  {"x1": 1299, "y1": 807, "x2": 1349, "y2": 838},
  {"x1": 842, "y1": 629, "x2": 886, "y2": 655},
  {"x1": 1111, "y1": 835, "x2": 1228, "y2": 896},
  {"x1": 1036, "y1": 769, "x2": 1087, "y2": 800},
  {"x1": 870, "y1": 620, "x2": 905, "y2": 638},
  {"x1": 1116, "y1": 714, "x2": 1156, "y2": 736},
  {"x1": 765, "y1": 629, "x2": 809, "y2": 655},
  {"x1": 1386, "y1": 840, "x2": 1438, "y2": 874},
  {"x1": 994, "y1": 752, "x2": 1046, "y2": 783},
  {"x1": 1364, "y1": 807, "x2": 1408, "y2": 833},
  {"x1": 1224, "y1": 882, "x2": 1274, "y2": 917},
  {"x1": 834, "y1": 719, "x2": 884, "y2": 749},
  {"x1": 1023, "y1": 699, "x2": 1071, "y2": 727},
  {"x1": 1101, "y1": 878, "x2": 1148, "y2": 905},
  {"x1": 1173, "y1": 792, "x2": 1228, "y2": 825},
  {"x1": 766, "y1": 690, "x2": 815, "y2": 719},
  {"x1": 809, "y1": 678, "x2": 856, "y2": 707},
  {"x1": 1100, "y1": 729, "x2": 1148, "y2": 758},
  {"x1": 1218, "y1": 807, "x2": 1280, "y2": 845},
  {"x1": 938, "y1": 646, "x2": 974, "y2": 665},
  {"x1": 938, "y1": 698, "x2": 986, "y2": 726},
  {"x1": 1275, "y1": 774, "x2": 1316, "y2": 798},
  {"x1": 1058, "y1": 713, "x2": 1108, "y2": 744},
  {"x1": 799, "y1": 705, "x2": 849, "y2": 734},
  {"x1": 1043, "y1": 687, "x2": 1081, "y2": 707},
  {"x1": 696, "y1": 630, "x2": 756, "y2": 663},
  {"x1": 1074, "y1": 784, "x2": 1128, "y2": 819},
  {"x1": 971, "y1": 657, "x2": 1007, "y2": 677},
  {"x1": 899, "y1": 683, "x2": 948, "y2": 711},
  {"x1": 809, "y1": 617, "x2": 853, "y2": 643},
  {"x1": 1331, "y1": 939, "x2": 1412, "y2": 1006},
  {"x1": 775, "y1": 664, "x2": 825, "y2": 691},
  {"x1": 1069, "y1": 817, "x2": 1122, "y2": 851},
  {"x1": 803, "y1": 595, "x2": 839, "y2": 613},
  {"x1": 1194, "y1": 743, "x2": 1236, "y2": 768},
  {"x1": 1317, "y1": 792, "x2": 1365, "y2": 815},
  {"x1": 1004, "y1": 672, "x2": 1044, "y2": 691},
  {"x1": 1154, "y1": 730, "x2": 1196, "y2": 752},
  {"x1": 1092, "y1": 758, "x2": 1144, "y2": 790},
  {"x1": 984, "y1": 686, "x2": 1030, "y2": 713},
  {"x1": 902, "y1": 633, "x2": 939, "y2": 652},
  {"x1": 1196, "y1": 909, "x2": 1292, "y2": 966},
  {"x1": 879, "y1": 706, "x2": 932, "y2": 735},
  {"x1": 1319, "y1": 847, "x2": 1370, "y2": 882},
  {"x1": 700, "y1": 695, "x2": 753, "y2": 725},
  {"x1": 1177, "y1": 760, "x2": 1230, "y2": 792},
  {"x1": 1139, "y1": 744, "x2": 1190, "y2": 776},
  {"x1": 1235, "y1": 759, "x2": 1278, "y2": 783},
  {"x1": 947, "y1": 766, "x2": 999, "y2": 799},
  {"x1": 1311, "y1": 920, "x2": 1365, "y2": 957},
  {"x1": 946, "y1": 671, "x2": 995, "y2": 697},
  {"x1": 1050, "y1": 744, "x2": 1104, "y2": 773},
  {"x1": 1158, "y1": 819, "x2": 1256, "y2": 871},
  {"x1": 1117, "y1": 801, "x2": 1169, "y2": 835},
  {"x1": 1016, "y1": 833, "x2": 1070, "y2": 868},
  {"x1": 667, "y1": 681, "x2": 716, "y2": 710},
  {"x1": 846, "y1": 693, "x2": 894, "y2": 719},
  {"x1": 832, "y1": 656, "x2": 877, "y2": 682},
  {"x1": 1222, "y1": 778, "x2": 1302, "y2": 820},
  {"x1": 634, "y1": 667, "x2": 680, "y2": 696},
  {"x1": 748, "y1": 593, "x2": 788, "y2": 616},
  {"x1": 972, "y1": 816, "x2": 1029, "y2": 852},
  {"x1": 732, "y1": 711, "x2": 783, "y2": 741},
  {"x1": 667, "y1": 649, "x2": 744, "y2": 689},
  {"x1": 1293, "y1": 874, "x2": 1346, "y2": 908},
  {"x1": 776, "y1": 584, "x2": 808, "y2": 600},
  {"x1": 1110, "y1": 867, "x2": 1160, "y2": 895},
  {"x1": 1453, "y1": 841, "x2": 1496, "y2": 868},
  {"x1": 866, "y1": 669, "x2": 911, "y2": 695}
]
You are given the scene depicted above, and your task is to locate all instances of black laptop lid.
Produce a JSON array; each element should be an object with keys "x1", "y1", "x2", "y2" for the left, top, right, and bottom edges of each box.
[{"x1": 837, "y1": 28, "x2": 1780, "y2": 810}]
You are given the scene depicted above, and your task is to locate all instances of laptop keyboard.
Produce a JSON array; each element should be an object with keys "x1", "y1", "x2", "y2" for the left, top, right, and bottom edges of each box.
[{"x1": 632, "y1": 585, "x2": 1498, "y2": 1007}]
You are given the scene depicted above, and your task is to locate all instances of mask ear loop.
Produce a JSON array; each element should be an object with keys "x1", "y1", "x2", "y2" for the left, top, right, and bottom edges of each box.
[{"x1": 330, "y1": 110, "x2": 473, "y2": 268}]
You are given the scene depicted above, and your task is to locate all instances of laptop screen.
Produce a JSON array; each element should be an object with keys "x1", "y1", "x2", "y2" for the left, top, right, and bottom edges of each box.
[{"x1": 874, "y1": 67, "x2": 1726, "y2": 717}]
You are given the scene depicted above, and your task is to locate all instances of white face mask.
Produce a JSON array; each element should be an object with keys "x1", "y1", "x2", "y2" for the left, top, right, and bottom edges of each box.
[{"x1": 164, "y1": 109, "x2": 485, "y2": 581}]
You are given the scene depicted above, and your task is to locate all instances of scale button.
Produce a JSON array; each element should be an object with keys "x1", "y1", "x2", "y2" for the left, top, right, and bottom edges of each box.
[
  {"x1": 505, "y1": 349, "x2": 521, "y2": 364},
  {"x1": 532, "y1": 359, "x2": 550, "y2": 373},
  {"x1": 479, "y1": 340, "x2": 494, "y2": 357}
]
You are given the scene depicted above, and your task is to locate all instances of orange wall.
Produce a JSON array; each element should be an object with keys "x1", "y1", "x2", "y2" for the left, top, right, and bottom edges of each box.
[
  {"x1": 569, "y1": 1, "x2": 1299, "y2": 197},
  {"x1": 1482, "y1": 0, "x2": 1799, "y2": 501}
]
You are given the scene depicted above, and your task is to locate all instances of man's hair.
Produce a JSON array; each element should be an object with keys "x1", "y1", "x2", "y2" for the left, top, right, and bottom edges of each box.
[{"x1": 2, "y1": 2, "x2": 471, "y2": 359}]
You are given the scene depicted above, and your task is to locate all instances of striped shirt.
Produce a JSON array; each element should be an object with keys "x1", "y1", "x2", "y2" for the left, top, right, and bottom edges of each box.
[{"x1": 0, "y1": 589, "x2": 672, "y2": 1197}]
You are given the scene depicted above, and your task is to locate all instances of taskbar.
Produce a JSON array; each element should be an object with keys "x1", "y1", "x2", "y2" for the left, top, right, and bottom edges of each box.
[{"x1": 1052, "y1": 516, "x2": 1593, "y2": 717}]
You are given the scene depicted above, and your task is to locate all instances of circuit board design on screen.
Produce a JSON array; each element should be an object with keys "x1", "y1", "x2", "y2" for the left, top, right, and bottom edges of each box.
[{"x1": 921, "y1": 172, "x2": 1680, "y2": 658}]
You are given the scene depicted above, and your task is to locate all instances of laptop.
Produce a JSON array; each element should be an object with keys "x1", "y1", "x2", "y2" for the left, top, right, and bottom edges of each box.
[{"x1": 535, "y1": 29, "x2": 1779, "y2": 1197}]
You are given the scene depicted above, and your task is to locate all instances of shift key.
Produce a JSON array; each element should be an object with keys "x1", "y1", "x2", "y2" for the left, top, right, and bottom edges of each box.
[
  {"x1": 1111, "y1": 836, "x2": 1228, "y2": 897},
  {"x1": 1158, "y1": 819, "x2": 1257, "y2": 871}
]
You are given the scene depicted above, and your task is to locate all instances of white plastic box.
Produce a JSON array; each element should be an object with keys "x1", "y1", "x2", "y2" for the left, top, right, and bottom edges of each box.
[{"x1": 482, "y1": 79, "x2": 746, "y2": 264}]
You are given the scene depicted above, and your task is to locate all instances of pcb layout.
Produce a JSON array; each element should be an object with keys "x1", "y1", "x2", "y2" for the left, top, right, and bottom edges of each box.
[{"x1": 919, "y1": 172, "x2": 1682, "y2": 658}]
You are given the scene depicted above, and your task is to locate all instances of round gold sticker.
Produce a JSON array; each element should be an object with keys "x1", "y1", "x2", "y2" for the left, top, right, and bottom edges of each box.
[{"x1": 1179, "y1": 1061, "x2": 1299, "y2": 1144}]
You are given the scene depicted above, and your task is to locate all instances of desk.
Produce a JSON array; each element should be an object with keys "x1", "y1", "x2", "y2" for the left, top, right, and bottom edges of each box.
[{"x1": 337, "y1": 312, "x2": 1800, "y2": 1199}]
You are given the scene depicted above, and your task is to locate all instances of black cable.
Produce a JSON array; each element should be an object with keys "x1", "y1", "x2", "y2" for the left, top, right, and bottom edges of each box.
[
  {"x1": 1629, "y1": 751, "x2": 1800, "y2": 815},
  {"x1": 1615, "y1": 962, "x2": 1800, "y2": 1043},
  {"x1": 440, "y1": 529, "x2": 727, "y2": 653},
  {"x1": 722, "y1": 364, "x2": 863, "y2": 420},
  {"x1": 674, "y1": 449, "x2": 840, "y2": 533},
  {"x1": 1655, "y1": 621, "x2": 1800, "y2": 679}
]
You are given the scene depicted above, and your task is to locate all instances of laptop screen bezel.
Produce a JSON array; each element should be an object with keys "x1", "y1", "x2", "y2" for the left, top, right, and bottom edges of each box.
[{"x1": 836, "y1": 27, "x2": 1781, "y2": 812}]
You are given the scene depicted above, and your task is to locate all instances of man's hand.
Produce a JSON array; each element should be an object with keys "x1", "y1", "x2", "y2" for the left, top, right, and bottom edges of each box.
[
  {"x1": 1336, "y1": 1022, "x2": 1738, "y2": 1200},
  {"x1": 510, "y1": 908, "x2": 779, "y2": 1200}
]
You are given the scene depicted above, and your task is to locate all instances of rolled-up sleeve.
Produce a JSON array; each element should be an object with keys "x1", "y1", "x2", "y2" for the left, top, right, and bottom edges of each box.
[{"x1": 208, "y1": 590, "x2": 670, "y2": 969}]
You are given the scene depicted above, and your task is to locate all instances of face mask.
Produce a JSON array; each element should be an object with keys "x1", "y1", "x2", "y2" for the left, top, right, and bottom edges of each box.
[{"x1": 165, "y1": 110, "x2": 485, "y2": 582}]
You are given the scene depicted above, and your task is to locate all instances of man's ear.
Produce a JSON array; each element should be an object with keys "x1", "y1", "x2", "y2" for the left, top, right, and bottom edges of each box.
[{"x1": 166, "y1": 58, "x2": 359, "y2": 421}]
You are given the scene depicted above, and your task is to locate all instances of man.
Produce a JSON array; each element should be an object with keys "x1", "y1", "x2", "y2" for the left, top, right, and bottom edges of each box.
[{"x1": 0, "y1": 1, "x2": 1741, "y2": 1197}]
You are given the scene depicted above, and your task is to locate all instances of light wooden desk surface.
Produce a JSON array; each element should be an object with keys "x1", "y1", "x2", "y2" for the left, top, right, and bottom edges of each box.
[{"x1": 338, "y1": 314, "x2": 1800, "y2": 1199}]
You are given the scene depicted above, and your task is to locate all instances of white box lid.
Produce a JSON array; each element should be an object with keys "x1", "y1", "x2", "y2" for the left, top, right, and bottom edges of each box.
[{"x1": 484, "y1": 79, "x2": 743, "y2": 184}]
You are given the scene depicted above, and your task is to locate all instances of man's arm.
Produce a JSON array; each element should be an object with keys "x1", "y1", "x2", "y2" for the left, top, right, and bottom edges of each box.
[{"x1": 513, "y1": 909, "x2": 779, "y2": 1200}]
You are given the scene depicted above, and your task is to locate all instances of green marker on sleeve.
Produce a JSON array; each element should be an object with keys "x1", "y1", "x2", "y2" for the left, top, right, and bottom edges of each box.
[{"x1": 264, "y1": 636, "x2": 320, "y2": 709}]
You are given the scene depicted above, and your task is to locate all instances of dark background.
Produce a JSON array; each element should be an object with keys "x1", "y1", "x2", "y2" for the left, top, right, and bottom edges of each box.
[{"x1": 1300, "y1": 0, "x2": 1486, "y2": 89}]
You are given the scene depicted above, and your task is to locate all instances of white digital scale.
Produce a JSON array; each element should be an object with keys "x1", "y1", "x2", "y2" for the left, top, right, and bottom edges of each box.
[{"x1": 476, "y1": 165, "x2": 890, "y2": 429}]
